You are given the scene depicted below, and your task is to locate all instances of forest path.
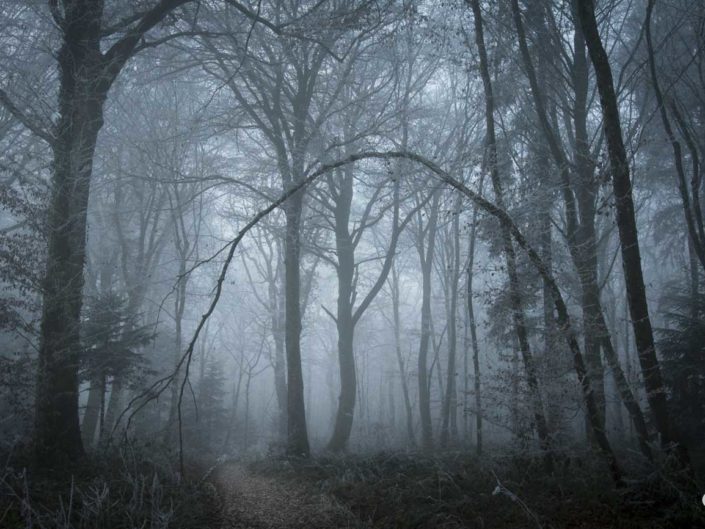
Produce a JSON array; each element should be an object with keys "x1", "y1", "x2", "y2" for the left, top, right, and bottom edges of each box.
[{"x1": 216, "y1": 462, "x2": 361, "y2": 529}]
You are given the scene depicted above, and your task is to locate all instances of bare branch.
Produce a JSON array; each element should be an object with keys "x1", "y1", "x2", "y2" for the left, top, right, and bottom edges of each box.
[{"x1": 0, "y1": 88, "x2": 54, "y2": 146}]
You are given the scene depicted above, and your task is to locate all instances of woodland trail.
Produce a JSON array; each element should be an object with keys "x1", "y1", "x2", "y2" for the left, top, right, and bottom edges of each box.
[{"x1": 216, "y1": 462, "x2": 361, "y2": 529}]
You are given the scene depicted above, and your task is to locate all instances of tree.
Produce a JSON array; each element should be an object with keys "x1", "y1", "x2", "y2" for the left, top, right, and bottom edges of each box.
[
  {"x1": 0, "y1": 0, "x2": 288, "y2": 469},
  {"x1": 80, "y1": 291, "x2": 152, "y2": 447},
  {"x1": 575, "y1": 0, "x2": 691, "y2": 472},
  {"x1": 509, "y1": 0, "x2": 652, "y2": 459},
  {"x1": 467, "y1": 0, "x2": 552, "y2": 461},
  {"x1": 199, "y1": 0, "x2": 384, "y2": 456}
]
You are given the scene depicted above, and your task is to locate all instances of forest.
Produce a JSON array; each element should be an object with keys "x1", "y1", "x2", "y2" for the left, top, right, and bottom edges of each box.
[{"x1": 0, "y1": 0, "x2": 704, "y2": 527}]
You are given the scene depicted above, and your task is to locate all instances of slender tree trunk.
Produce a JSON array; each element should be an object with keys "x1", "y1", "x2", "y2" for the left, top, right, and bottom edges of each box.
[
  {"x1": 576, "y1": 0, "x2": 691, "y2": 472},
  {"x1": 166, "y1": 258, "x2": 187, "y2": 443},
  {"x1": 467, "y1": 207, "x2": 483, "y2": 456},
  {"x1": 244, "y1": 372, "x2": 252, "y2": 450},
  {"x1": 391, "y1": 264, "x2": 416, "y2": 447},
  {"x1": 223, "y1": 367, "x2": 243, "y2": 451},
  {"x1": 417, "y1": 192, "x2": 440, "y2": 451},
  {"x1": 272, "y1": 265, "x2": 287, "y2": 441},
  {"x1": 101, "y1": 377, "x2": 122, "y2": 443},
  {"x1": 81, "y1": 379, "x2": 102, "y2": 448},
  {"x1": 441, "y1": 196, "x2": 461, "y2": 447},
  {"x1": 571, "y1": 19, "x2": 607, "y2": 433},
  {"x1": 98, "y1": 374, "x2": 106, "y2": 441},
  {"x1": 468, "y1": 0, "x2": 552, "y2": 462},
  {"x1": 645, "y1": 0, "x2": 705, "y2": 272}
]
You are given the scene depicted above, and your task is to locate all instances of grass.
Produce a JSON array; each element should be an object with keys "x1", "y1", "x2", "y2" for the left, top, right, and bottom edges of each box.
[
  {"x1": 249, "y1": 449, "x2": 705, "y2": 529},
  {"x1": 0, "y1": 444, "x2": 222, "y2": 529}
]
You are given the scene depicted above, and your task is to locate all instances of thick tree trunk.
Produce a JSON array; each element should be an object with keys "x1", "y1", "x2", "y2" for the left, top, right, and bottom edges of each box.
[
  {"x1": 34, "y1": 2, "x2": 107, "y2": 465},
  {"x1": 284, "y1": 189, "x2": 310, "y2": 457},
  {"x1": 576, "y1": 0, "x2": 691, "y2": 471},
  {"x1": 32, "y1": 0, "x2": 193, "y2": 469}
]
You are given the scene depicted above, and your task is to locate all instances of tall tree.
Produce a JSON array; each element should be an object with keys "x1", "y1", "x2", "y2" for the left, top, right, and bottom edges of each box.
[
  {"x1": 467, "y1": 0, "x2": 552, "y2": 460},
  {"x1": 200, "y1": 1, "x2": 378, "y2": 456},
  {"x1": 0, "y1": 0, "x2": 205, "y2": 467},
  {"x1": 575, "y1": 0, "x2": 691, "y2": 471}
]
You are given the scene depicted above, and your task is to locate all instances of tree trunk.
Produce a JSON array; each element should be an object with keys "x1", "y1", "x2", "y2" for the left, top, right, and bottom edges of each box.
[
  {"x1": 468, "y1": 0, "x2": 552, "y2": 462},
  {"x1": 81, "y1": 379, "x2": 102, "y2": 448},
  {"x1": 272, "y1": 260, "x2": 287, "y2": 441},
  {"x1": 34, "y1": 2, "x2": 107, "y2": 464},
  {"x1": 101, "y1": 377, "x2": 122, "y2": 443},
  {"x1": 417, "y1": 191, "x2": 440, "y2": 451},
  {"x1": 441, "y1": 196, "x2": 461, "y2": 447},
  {"x1": 284, "y1": 189, "x2": 310, "y2": 457},
  {"x1": 32, "y1": 0, "x2": 195, "y2": 469},
  {"x1": 391, "y1": 264, "x2": 416, "y2": 447},
  {"x1": 328, "y1": 164, "x2": 357, "y2": 451},
  {"x1": 467, "y1": 206, "x2": 483, "y2": 456},
  {"x1": 576, "y1": 0, "x2": 691, "y2": 471}
]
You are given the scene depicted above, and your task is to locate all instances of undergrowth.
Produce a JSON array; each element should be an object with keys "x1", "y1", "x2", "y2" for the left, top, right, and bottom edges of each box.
[
  {"x1": 250, "y1": 450, "x2": 705, "y2": 529},
  {"x1": 0, "y1": 444, "x2": 222, "y2": 529}
]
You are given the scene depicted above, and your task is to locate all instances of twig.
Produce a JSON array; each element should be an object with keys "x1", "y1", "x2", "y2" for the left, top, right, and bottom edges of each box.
[{"x1": 491, "y1": 469, "x2": 543, "y2": 529}]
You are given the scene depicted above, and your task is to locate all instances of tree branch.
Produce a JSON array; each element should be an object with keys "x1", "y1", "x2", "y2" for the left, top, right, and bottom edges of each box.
[{"x1": 0, "y1": 88, "x2": 54, "y2": 146}]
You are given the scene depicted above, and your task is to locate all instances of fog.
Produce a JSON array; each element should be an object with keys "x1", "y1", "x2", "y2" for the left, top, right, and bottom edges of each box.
[{"x1": 0, "y1": 1, "x2": 703, "y2": 528}]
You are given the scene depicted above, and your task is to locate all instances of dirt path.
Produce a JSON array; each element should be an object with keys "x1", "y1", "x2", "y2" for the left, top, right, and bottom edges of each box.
[{"x1": 216, "y1": 463, "x2": 360, "y2": 529}]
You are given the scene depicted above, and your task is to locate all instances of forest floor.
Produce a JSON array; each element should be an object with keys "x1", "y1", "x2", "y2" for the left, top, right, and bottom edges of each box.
[
  {"x1": 216, "y1": 462, "x2": 359, "y2": 528},
  {"x1": 214, "y1": 452, "x2": 705, "y2": 529}
]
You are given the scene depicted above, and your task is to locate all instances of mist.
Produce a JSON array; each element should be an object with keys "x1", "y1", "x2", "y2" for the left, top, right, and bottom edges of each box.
[{"x1": 0, "y1": 1, "x2": 703, "y2": 528}]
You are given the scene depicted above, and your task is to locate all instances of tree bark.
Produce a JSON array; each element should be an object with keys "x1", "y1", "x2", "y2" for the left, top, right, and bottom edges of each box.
[
  {"x1": 441, "y1": 195, "x2": 461, "y2": 447},
  {"x1": 467, "y1": 202, "x2": 483, "y2": 456},
  {"x1": 576, "y1": 0, "x2": 691, "y2": 471},
  {"x1": 81, "y1": 379, "x2": 102, "y2": 448},
  {"x1": 31, "y1": 0, "x2": 197, "y2": 468},
  {"x1": 284, "y1": 189, "x2": 310, "y2": 457},
  {"x1": 34, "y1": 1, "x2": 106, "y2": 465},
  {"x1": 327, "y1": 164, "x2": 357, "y2": 451},
  {"x1": 416, "y1": 191, "x2": 440, "y2": 451},
  {"x1": 391, "y1": 264, "x2": 416, "y2": 447}
]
